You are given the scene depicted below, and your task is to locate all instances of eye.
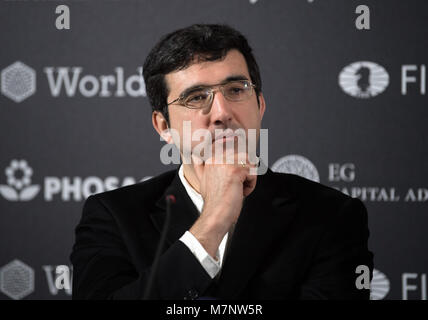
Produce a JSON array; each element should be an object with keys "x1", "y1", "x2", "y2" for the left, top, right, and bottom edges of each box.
[
  {"x1": 227, "y1": 86, "x2": 245, "y2": 96},
  {"x1": 188, "y1": 95, "x2": 207, "y2": 103},
  {"x1": 186, "y1": 91, "x2": 209, "y2": 103},
  {"x1": 232, "y1": 87, "x2": 243, "y2": 93},
  {"x1": 189, "y1": 95, "x2": 204, "y2": 102}
]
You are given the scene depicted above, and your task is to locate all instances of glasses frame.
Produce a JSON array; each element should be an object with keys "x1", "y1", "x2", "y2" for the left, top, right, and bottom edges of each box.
[{"x1": 167, "y1": 80, "x2": 256, "y2": 109}]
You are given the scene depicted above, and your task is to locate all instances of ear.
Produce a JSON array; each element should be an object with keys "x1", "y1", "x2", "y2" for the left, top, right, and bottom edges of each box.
[
  {"x1": 258, "y1": 92, "x2": 266, "y2": 120},
  {"x1": 152, "y1": 111, "x2": 173, "y2": 143}
]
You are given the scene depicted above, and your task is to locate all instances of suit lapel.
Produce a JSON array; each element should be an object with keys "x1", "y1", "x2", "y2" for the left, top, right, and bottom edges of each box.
[
  {"x1": 214, "y1": 169, "x2": 298, "y2": 298},
  {"x1": 150, "y1": 169, "x2": 200, "y2": 246}
]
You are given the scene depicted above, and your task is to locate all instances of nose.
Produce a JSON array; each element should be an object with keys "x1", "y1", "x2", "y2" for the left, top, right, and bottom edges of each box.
[{"x1": 209, "y1": 89, "x2": 233, "y2": 126}]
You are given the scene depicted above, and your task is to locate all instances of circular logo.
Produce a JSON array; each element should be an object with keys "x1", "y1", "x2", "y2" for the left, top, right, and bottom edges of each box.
[
  {"x1": 339, "y1": 61, "x2": 389, "y2": 98},
  {"x1": 271, "y1": 155, "x2": 320, "y2": 182},
  {"x1": 370, "y1": 269, "x2": 390, "y2": 300}
]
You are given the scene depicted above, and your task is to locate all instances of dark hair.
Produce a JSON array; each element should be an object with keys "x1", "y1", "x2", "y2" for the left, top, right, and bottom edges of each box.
[{"x1": 143, "y1": 24, "x2": 262, "y2": 124}]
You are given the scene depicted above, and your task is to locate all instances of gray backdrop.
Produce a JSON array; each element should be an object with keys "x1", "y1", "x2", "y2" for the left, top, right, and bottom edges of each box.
[{"x1": 0, "y1": 0, "x2": 427, "y2": 300}]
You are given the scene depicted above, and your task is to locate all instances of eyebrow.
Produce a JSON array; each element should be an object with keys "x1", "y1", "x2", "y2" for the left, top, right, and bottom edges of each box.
[{"x1": 178, "y1": 75, "x2": 250, "y2": 98}]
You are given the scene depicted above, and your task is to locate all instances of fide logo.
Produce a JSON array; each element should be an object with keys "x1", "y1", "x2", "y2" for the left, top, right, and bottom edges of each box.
[
  {"x1": 0, "y1": 159, "x2": 40, "y2": 201},
  {"x1": 339, "y1": 61, "x2": 389, "y2": 98},
  {"x1": 1, "y1": 61, "x2": 36, "y2": 103},
  {"x1": 271, "y1": 154, "x2": 320, "y2": 183},
  {"x1": 370, "y1": 269, "x2": 390, "y2": 300}
]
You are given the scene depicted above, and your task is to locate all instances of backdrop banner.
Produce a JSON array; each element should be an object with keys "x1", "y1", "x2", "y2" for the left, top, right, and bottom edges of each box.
[{"x1": 0, "y1": 0, "x2": 427, "y2": 300}]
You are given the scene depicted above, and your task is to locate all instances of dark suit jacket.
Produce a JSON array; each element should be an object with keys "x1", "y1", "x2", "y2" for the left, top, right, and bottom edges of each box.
[{"x1": 70, "y1": 167, "x2": 374, "y2": 300}]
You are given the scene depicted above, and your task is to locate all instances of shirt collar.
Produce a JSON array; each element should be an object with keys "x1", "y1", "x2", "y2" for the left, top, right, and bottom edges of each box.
[{"x1": 178, "y1": 165, "x2": 204, "y2": 214}]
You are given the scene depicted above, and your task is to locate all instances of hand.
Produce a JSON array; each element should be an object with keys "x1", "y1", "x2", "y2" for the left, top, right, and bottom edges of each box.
[{"x1": 189, "y1": 150, "x2": 258, "y2": 258}]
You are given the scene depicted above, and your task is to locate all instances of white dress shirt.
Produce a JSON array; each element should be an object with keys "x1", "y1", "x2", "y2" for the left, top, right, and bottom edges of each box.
[{"x1": 178, "y1": 165, "x2": 229, "y2": 279}]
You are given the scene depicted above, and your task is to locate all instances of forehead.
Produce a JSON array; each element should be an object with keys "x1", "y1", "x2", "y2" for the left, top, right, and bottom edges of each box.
[{"x1": 165, "y1": 49, "x2": 251, "y2": 97}]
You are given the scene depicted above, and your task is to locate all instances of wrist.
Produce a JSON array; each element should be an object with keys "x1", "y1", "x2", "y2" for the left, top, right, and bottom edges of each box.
[{"x1": 189, "y1": 214, "x2": 228, "y2": 258}]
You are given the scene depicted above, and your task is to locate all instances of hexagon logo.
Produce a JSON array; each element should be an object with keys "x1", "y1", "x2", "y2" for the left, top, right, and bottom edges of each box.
[
  {"x1": 0, "y1": 259, "x2": 35, "y2": 300},
  {"x1": 1, "y1": 61, "x2": 36, "y2": 103}
]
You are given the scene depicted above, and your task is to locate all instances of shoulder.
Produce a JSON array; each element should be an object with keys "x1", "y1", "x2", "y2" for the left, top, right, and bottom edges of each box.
[
  {"x1": 266, "y1": 170, "x2": 367, "y2": 222},
  {"x1": 267, "y1": 169, "x2": 350, "y2": 202},
  {"x1": 85, "y1": 168, "x2": 177, "y2": 211}
]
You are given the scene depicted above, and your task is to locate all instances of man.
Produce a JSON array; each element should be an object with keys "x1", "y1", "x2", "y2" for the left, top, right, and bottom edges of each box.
[{"x1": 70, "y1": 24, "x2": 374, "y2": 300}]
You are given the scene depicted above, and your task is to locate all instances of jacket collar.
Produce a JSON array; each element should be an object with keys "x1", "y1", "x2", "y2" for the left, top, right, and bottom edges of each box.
[{"x1": 151, "y1": 168, "x2": 200, "y2": 246}]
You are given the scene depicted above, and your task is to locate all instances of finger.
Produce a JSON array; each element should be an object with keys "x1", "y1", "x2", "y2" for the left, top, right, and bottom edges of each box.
[
  {"x1": 242, "y1": 154, "x2": 258, "y2": 196},
  {"x1": 191, "y1": 153, "x2": 205, "y2": 182},
  {"x1": 235, "y1": 151, "x2": 249, "y2": 167},
  {"x1": 243, "y1": 174, "x2": 257, "y2": 197}
]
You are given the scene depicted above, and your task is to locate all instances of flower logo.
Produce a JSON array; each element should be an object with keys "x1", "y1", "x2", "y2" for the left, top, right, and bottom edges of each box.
[{"x1": 0, "y1": 160, "x2": 40, "y2": 201}]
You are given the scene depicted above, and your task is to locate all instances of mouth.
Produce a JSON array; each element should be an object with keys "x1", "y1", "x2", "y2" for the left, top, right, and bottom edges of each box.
[
  {"x1": 212, "y1": 129, "x2": 238, "y2": 142},
  {"x1": 215, "y1": 136, "x2": 236, "y2": 143}
]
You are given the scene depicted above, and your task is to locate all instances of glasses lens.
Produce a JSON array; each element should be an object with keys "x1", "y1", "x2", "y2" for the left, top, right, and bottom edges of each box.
[
  {"x1": 184, "y1": 89, "x2": 211, "y2": 109},
  {"x1": 223, "y1": 81, "x2": 252, "y2": 101}
]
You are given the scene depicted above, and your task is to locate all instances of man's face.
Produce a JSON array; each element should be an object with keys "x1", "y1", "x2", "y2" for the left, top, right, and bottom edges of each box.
[{"x1": 162, "y1": 49, "x2": 266, "y2": 163}]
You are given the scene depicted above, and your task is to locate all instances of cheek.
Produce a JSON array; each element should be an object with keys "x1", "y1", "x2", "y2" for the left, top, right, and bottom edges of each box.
[
  {"x1": 168, "y1": 109, "x2": 189, "y2": 131},
  {"x1": 165, "y1": 113, "x2": 183, "y2": 145},
  {"x1": 239, "y1": 107, "x2": 261, "y2": 128}
]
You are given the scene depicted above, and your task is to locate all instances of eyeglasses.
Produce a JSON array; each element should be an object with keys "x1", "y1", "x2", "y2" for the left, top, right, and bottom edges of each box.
[{"x1": 167, "y1": 80, "x2": 256, "y2": 110}]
